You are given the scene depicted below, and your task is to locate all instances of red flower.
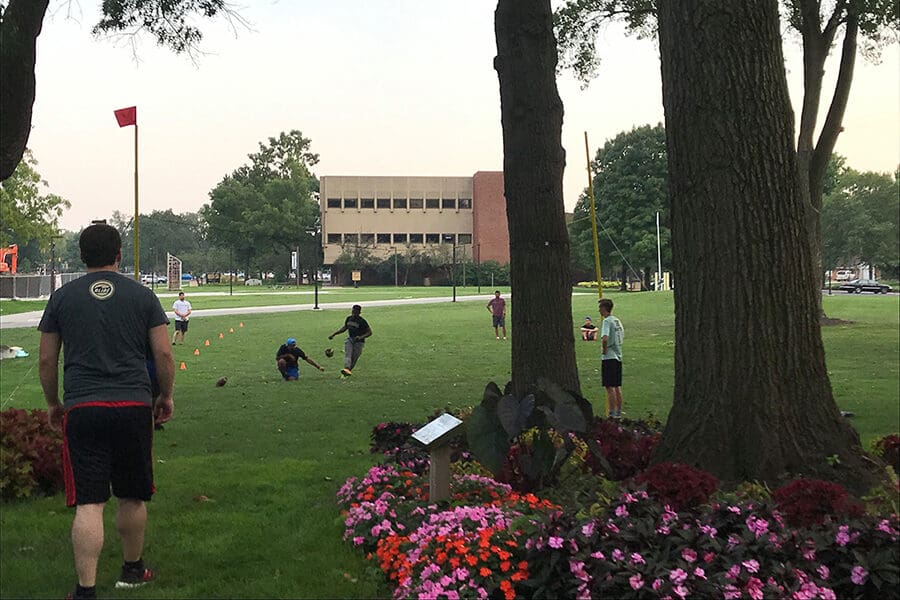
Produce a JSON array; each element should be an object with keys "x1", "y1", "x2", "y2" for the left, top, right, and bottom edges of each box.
[{"x1": 480, "y1": 567, "x2": 493, "y2": 577}]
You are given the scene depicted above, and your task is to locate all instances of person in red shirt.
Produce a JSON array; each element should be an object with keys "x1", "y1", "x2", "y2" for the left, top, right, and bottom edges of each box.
[{"x1": 486, "y1": 290, "x2": 507, "y2": 340}]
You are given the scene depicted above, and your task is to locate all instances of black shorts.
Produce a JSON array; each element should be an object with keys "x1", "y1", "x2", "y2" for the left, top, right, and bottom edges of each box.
[
  {"x1": 492, "y1": 315, "x2": 505, "y2": 328},
  {"x1": 175, "y1": 320, "x2": 189, "y2": 332},
  {"x1": 62, "y1": 402, "x2": 154, "y2": 507},
  {"x1": 601, "y1": 359, "x2": 622, "y2": 388}
]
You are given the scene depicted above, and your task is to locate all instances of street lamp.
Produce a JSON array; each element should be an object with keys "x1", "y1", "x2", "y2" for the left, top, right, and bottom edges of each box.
[
  {"x1": 391, "y1": 246, "x2": 398, "y2": 287},
  {"x1": 443, "y1": 234, "x2": 457, "y2": 302},
  {"x1": 305, "y1": 228, "x2": 321, "y2": 309}
]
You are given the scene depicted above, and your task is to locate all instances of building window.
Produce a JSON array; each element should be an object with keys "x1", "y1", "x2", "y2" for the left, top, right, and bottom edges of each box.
[
  {"x1": 458, "y1": 233, "x2": 472, "y2": 245},
  {"x1": 377, "y1": 197, "x2": 391, "y2": 209},
  {"x1": 344, "y1": 233, "x2": 359, "y2": 245},
  {"x1": 409, "y1": 198, "x2": 424, "y2": 209},
  {"x1": 377, "y1": 233, "x2": 391, "y2": 244},
  {"x1": 425, "y1": 198, "x2": 439, "y2": 209},
  {"x1": 409, "y1": 233, "x2": 423, "y2": 244},
  {"x1": 393, "y1": 233, "x2": 408, "y2": 244},
  {"x1": 361, "y1": 198, "x2": 375, "y2": 209},
  {"x1": 360, "y1": 233, "x2": 375, "y2": 245},
  {"x1": 458, "y1": 198, "x2": 472, "y2": 209},
  {"x1": 327, "y1": 198, "x2": 341, "y2": 209},
  {"x1": 344, "y1": 198, "x2": 358, "y2": 209},
  {"x1": 327, "y1": 233, "x2": 341, "y2": 244},
  {"x1": 442, "y1": 234, "x2": 455, "y2": 244},
  {"x1": 393, "y1": 197, "x2": 408, "y2": 210},
  {"x1": 442, "y1": 198, "x2": 456, "y2": 210},
  {"x1": 426, "y1": 233, "x2": 440, "y2": 244}
]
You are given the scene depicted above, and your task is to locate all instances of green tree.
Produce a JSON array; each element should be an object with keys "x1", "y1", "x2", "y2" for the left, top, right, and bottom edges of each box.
[
  {"x1": 495, "y1": 0, "x2": 580, "y2": 396},
  {"x1": 0, "y1": 0, "x2": 241, "y2": 181},
  {"x1": 651, "y1": 0, "x2": 879, "y2": 493},
  {"x1": 555, "y1": 0, "x2": 898, "y2": 306},
  {"x1": 0, "y1": 148, "x2": 69, "y2": 249},
  {"x1": 822, "y1": 168, "x2": 900, "y2": 277},
  {"x1": 202, "y1": 131, "x2": 321, "y2": 279},
  {"x1": 569, "y1": 124, "x2": 670, "y2": 288},
  {"x1": 136, "y1": 210, "x2": 207, "y2": 275}
]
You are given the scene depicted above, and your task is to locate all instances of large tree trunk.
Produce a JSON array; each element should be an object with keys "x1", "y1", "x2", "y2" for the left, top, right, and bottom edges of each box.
[
  {"x1": 654, "y1": 0, "x2": 878, "y2": 495},
  {"x1": 494, "y1": 0, "x2": 580, "y2": 396},
  {"x1": 0, "y1": 0, "x2": 49, "y2": 181}
]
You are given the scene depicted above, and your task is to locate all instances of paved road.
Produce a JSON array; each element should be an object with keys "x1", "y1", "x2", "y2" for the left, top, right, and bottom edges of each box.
[{"x1": 0, "y1": 294, "x2": 493, "y2": 330}]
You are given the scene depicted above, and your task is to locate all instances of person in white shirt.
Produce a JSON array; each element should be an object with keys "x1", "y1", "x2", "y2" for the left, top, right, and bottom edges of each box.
[{"x1": 171, "y1": 292, "x2": 192, "y2": 345}]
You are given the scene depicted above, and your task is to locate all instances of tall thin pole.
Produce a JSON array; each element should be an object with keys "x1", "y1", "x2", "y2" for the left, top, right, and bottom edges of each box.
[
  {"x1": 656, "y1": 211, "x2": 663, "y2": 291},
  {"x1": 584, "y1": 132, "x2": 602, "y2": 299},
  {"x1": 452, "y1": 241, "x2": 457, "y2": 302},
  {"x1": 393, "y1": 247, "x2": 398, "y2": 286},
  {"x1": 133, "y1": 123, "x2": 140, "y2": 280},
  {"x1": 229, "y1": 247, "x2": 234, "y2": 296}
]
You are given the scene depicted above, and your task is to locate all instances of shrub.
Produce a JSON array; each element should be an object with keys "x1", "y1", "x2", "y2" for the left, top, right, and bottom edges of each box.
[
  {"x1": 773, "y1": 478, "x2": 865, "y2": 527},
  {"x1": 0, "y1": 408, "x2": 63, "y2": 500},
  {"x1": 585, "y1": 417, "x2": 661, "y2": 480},
  {"x1": 873, "y1": 434, "x2": 900, "y2": 474},
  {"x1": 635, "y1": 462, "x2": 718, "y2": 510}
]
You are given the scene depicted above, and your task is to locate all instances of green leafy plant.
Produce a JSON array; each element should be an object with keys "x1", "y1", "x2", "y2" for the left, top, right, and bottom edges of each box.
[{"x1": 466, "y1": 379, "x2": 593, "y2": 491}]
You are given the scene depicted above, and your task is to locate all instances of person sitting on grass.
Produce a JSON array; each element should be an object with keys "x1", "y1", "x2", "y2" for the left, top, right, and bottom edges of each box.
[
  {"x1": 581, "y1": 316, "x2": 598, "y2": 341},
  {"x1": 276, "y1": 337, "x2": 324, "y2": 381}
]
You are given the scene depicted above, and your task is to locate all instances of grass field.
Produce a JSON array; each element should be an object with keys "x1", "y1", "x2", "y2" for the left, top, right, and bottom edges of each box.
[{"x1": 0, "y1": 290, "x2": 897, "y2": 598}]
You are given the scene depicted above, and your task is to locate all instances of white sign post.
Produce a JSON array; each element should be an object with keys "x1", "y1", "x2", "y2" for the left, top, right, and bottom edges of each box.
[{"x1": 411, "y1": 413, "x2": 464, "y2": 502}]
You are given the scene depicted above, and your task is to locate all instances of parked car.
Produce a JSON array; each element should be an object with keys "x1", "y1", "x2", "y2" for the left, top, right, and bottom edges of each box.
[
  {"x1": 838, "y1": 279, "x2": 891, "y2": 294},
  {"x1": 140, "y1": 274, "x2": 167, "y2": 284}
]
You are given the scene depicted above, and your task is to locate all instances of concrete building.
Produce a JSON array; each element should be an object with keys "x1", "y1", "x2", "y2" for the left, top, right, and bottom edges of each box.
[{"x1": 320, "y1": 172, "x2": 509, "y2": 265}]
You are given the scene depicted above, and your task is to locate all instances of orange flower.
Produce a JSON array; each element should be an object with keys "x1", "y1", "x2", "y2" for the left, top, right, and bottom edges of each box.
[
  {"x1": 517, "y1": 561, "x2": 528, "y2": 570},
  {"x1": 500, "y1": 580, "x2": 512, "y2": 591},
  {"x1": 511, "y1": 570, "x2": 528, "y2": 582},
  {"x1": 436, "y1": 551, "x2": 447, "y2": 564},
  {"x1": 480, "y1": 567, "x2": 493, "y2": 577},
  {"x1": 500, "y1": 561, "x2": 511, "y2": 572},
  {"x1": 450, "y1": 557, "x2": 460, "y2": 569},
  {"x1": 466, "y1": 554, "x2": 479, "y2": 566},
  {"x1": 498, "y1": 550, "x2": 511, "y2": 561}
]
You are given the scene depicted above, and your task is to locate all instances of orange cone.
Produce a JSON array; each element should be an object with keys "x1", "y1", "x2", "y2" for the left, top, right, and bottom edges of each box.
[
  {"x1": 229, "y1": 327, "x2": 234, "y2": 333},
  {"x1": 239, "y1": 322, "x2": 244, "y2": 328},
  {"x1": 218, "y1": 333, "x2": 224, "y2": 339},
  {"x1": 193, "y1": 348, "x2": 200, "y2": 356},
  {"x1": 205, "y1": 339, "x2": 210, "y2": 346},
  {"x1": 179, "y1": 361, "x2": 187, "y2": 370}
]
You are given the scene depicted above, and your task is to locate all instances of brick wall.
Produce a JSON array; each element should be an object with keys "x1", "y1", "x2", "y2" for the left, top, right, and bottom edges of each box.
[{"x1": 472, "y1": 171, "x2": 509, "y2": 264}]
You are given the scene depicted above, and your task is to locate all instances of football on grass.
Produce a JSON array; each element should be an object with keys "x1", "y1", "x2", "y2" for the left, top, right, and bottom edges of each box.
[
  {"x1": 216, "y1": 377, "x2": 227, "y2": 387},
  {"x1": 325, "y1": 348, "x2": 334, "y2": 358}
]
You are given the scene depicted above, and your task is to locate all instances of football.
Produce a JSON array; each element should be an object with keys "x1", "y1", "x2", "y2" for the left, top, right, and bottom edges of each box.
[
  {"x1": 216, "y1": 377, "x2": 227, "y2": 387},
  {"x1": 325, "y1": 348, "x2": 334, "y2": 358}
]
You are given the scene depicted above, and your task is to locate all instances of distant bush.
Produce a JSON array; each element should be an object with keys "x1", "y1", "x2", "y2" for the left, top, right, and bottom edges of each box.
[{"x1": 773, "y1": 478, "x2": 864, "y2": 527}]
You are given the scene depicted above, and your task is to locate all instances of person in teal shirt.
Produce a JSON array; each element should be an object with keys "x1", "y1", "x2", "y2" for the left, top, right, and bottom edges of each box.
[{"x1": 599, "y1": 298, "x2": 624, "y2": 418}]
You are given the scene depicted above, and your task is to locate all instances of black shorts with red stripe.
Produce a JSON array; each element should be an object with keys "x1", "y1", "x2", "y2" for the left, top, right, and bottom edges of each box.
[{"x1": 62, "y1": 402, "x2": 155, "y2": 507}]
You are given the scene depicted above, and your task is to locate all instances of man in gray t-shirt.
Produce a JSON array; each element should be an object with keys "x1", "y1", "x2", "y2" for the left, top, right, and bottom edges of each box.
[{"x1": 38, "y1": 223, "x2": 174, "y2": 598}]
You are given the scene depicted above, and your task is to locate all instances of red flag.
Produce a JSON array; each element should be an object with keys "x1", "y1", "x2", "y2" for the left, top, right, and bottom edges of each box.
[{"x1": 114, "y1": 106, "x2": 137, "y2": 127}]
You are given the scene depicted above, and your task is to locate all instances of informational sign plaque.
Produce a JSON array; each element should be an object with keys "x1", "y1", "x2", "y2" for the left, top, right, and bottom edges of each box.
[{"x1": 412, "y1": 413, "x2": 463, "y2": 449}]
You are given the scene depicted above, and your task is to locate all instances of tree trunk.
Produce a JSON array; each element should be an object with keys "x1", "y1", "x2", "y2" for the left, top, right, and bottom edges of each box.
[
  {"x1": 494, "y1": 0, "x2": 580, "y2": 396},
  {"x1": 0, "y1": 0, "x2": 49, "y2": 181},
  {"x1": 654, "y1": 0, "x2": 879, "y2": 495}
]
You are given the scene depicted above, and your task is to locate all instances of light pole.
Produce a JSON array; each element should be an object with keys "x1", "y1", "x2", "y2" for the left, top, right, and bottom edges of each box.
[
  {"x1": 391, "y1": 246, "x2": 398, "y2": 287},
  {"x1": 444, "y1": 235, "x2": 457, "y2": 302},
  {"x1": 305, "y1": 228, "x2": 320, "y2": 309},
  {"x1": 49, "y1": 236, "x2": 62, "y2": 293}
]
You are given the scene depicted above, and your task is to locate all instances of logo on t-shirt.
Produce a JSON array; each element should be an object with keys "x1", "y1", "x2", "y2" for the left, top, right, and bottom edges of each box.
[{"x1": 89, "y1": 280, "x2": 115, "y2": 300}]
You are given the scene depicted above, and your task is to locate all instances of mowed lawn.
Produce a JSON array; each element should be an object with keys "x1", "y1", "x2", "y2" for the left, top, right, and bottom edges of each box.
[{"x1": 0, "y1": 290, "x2": 897, "y2": 598}]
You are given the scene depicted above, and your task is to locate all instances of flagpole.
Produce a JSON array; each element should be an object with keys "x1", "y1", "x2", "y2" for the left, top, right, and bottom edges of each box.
[
  {"x1": 584, "y1": 131, "x2": 602, "y2": 299},
  {"x1": 133, "y1": 122, "x2": 139, "y2": 281}
]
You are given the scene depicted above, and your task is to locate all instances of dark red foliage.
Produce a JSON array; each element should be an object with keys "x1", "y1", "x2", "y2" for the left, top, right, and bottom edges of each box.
[
  {"x1": 635, "y1": 462, "x2": 718, "y2": 510},
  {"x1": 1, "y1": 408, "x2": 64, "y2": 499},
  {"x1": 873, "y1": 434, "x2": 900, "y2": 475},
  {"x1": 772, "y1": 478, "x2": 865, "y2": 527},
  {"x1": 586, "y1": 418, "x2": 661, "y2": 480}
]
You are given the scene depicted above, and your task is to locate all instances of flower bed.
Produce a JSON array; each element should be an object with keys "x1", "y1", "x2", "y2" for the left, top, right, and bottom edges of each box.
[{"x1": 340, "y1": 418, "x2": 900, "y2": 599}]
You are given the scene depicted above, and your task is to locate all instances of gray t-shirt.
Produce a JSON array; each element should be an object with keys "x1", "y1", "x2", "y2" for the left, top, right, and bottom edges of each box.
[
  {"x1": 601, "y1": 315, "x2": 624, "y2": 362},
  {"x1": 38, "y1": 272, "x2": 169, "y2": 408}
]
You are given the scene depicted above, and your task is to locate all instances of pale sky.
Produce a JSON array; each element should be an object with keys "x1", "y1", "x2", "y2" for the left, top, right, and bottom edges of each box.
[{"x1": 25, "y1": 1, "x2": 900, "y2": 231}]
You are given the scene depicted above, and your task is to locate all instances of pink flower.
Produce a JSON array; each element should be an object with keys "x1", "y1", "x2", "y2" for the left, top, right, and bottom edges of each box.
[
  {"x1": 590, "y1": 550, "x2": 605, "y2": 560},
  {"x1": 801, "y1": 545, "x2": 816, "y2": 561},
  {"x1": 629, "y1": 574, "x2": 644, "y2": 590},
  {"x1": 672, "y1": 584, "x2": 688, "y2": 598},
  {"x1": 819, "y1": 588, "x2": 836, "y2": 600},
  {"x1": 581, "y1": 521, "x2": 595, "y2": 536},
  {"x1": 850, "y1": 566, "x2": 868, "y2": 585},
  {"x1": 693, "y1": 567, "x2": 706, "y2": 580},
  {"x1": 816, "y1": 565, "x2": 829, "y2": 580},
  {"x1": 745, "y1": 576, "x2": 764, "y2": 600},
  {"x1": 727, "y1": 505, "x2": 741, "y2": 513},
  {"x1": 746, "y1": 515, "x2": 769, "y2": 538},
  {"x1": 681, "y1": 548, "x2": 697, "y2": 563},
  {"x1": 631, "y1": 553, "x2": 646, "y2": 565},
  {"x1": 611, "y1": 548, "x2": 625, "y2": 561},
  {"x1": 616, "y1": 504, "x2": 630, "y2": 517},
  {"x1": 792, "y1": 582, "x2": 819, "y2": 600},
  {"x1": 742, "y1": 559, "x2": 760, "y2": 573},
  {"x1": 726, "y1": 564, "x2": 741, "y2": 580},
  {"x1": 669, "y1": 568, "x2": 688, "y2": 585},
  {"x1": 657, "y1": 525, "x2": 671, "y2": 535},
  {"x1": 703, "y1": 551, "x2": 716, "y2": 564},
  {"x1": 652, "y1": 578, "x2": 663, "y2": 591},
  {"x1": 723, "y1": 584, "x2": 742, "y2": 600},
  {"x1": 835, "y1": 525, "x2": 852, "y2": 547},
  {"x1": 548, "y1": 536, "x2": 564, "y2": 549}
]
